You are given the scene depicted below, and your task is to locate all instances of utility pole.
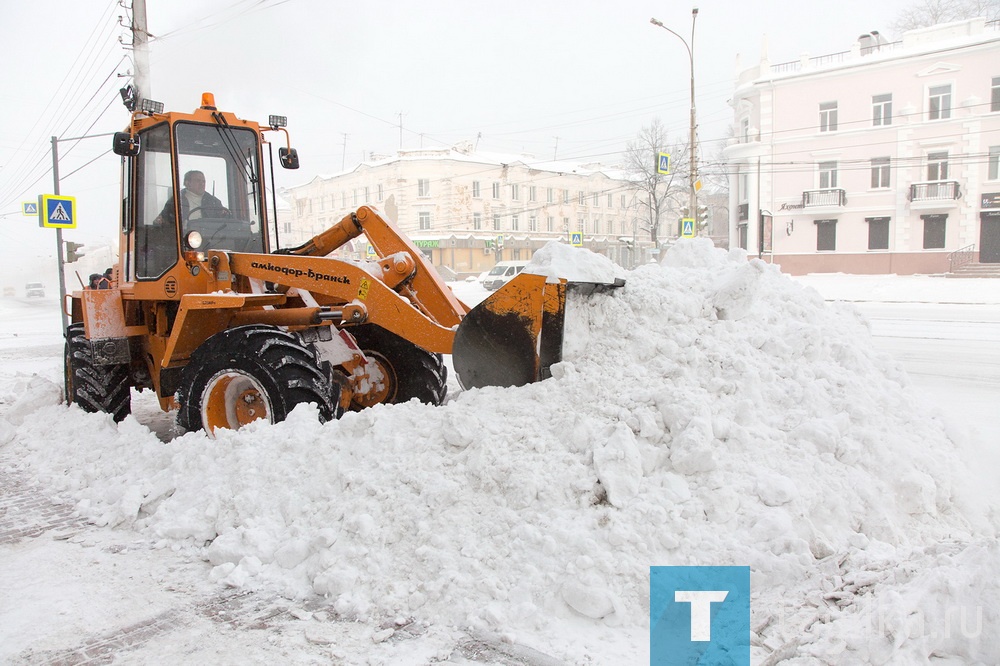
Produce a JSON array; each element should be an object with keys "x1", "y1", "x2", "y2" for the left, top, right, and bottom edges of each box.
[
  {"x1": 52, "y1": 136, "x2": 68, "y2": 333},
  {"x1": 132, "y1": 0, "x2": 152, "y2": 100},
  {"x1": 651, "y1": 9, "x2": 699, "y2": 232}
]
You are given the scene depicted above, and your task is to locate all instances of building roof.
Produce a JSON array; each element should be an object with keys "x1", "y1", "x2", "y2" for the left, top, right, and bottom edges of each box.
[
  {"x1": 737, "y1": 17, "x2": 999, "y2": 88},
  {"x1": 288, "y1": 145, "x2": 631, "y2": 189}
]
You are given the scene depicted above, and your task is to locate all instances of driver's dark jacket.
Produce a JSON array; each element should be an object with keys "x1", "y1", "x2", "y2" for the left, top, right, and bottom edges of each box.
[{"x1": 157, "y1": 189, "x2": 226, "y2": 224}]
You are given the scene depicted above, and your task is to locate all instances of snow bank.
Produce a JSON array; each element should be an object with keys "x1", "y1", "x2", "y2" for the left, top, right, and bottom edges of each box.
[{"x1": 1, "y1": 240, "x2": 996, "y2": 663}]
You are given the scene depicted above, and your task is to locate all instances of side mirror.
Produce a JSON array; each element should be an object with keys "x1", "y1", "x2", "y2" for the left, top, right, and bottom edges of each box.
[
  {"x1": 113, "y1": 132, "x2": 140, "y2": 157},
  {"x1": 279, "y1": 147, "x2": 300, "y2": 169}
]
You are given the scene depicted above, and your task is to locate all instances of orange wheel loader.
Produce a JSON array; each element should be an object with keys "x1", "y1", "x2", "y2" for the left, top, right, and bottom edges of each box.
[{"x1": 63, "y1": 92, "x2": 623, "y2": 436}]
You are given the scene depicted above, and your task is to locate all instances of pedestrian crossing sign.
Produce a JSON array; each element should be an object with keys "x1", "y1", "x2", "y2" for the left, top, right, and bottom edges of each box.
[
  {"x1": 22, "y1": 202, "x2": 38, "y2": 216},
  {"x1": 38, "y1": 194, "x2": 77, "y2": 229},
  {"x1": 657, "y1": 152, "x2": 671, "y2": 175},
  {"x1": 681, "y1": 217, "x2": 695, "y2": 238},
  {"x1": 570, "y1": 232, "x2": 583, "y2": 247}
]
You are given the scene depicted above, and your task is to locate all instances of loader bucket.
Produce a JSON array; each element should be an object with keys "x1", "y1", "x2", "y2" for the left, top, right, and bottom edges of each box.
[{"x1": 452, "y1": 272, "x2": 625, "y2": 390}]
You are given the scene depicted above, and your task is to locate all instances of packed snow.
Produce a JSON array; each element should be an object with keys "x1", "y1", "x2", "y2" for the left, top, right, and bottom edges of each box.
[{"x1": 1, "y1": 239, "x2": 998, "y2": 664}]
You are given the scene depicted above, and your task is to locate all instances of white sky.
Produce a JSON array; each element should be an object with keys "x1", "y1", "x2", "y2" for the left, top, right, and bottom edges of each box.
[{"x1": 0, "y1": 0, "x2": 917, "y2": 288}]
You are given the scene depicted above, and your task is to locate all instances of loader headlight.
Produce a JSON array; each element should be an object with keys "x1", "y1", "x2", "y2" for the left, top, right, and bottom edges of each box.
[{"x1": 186, "y1": 231, "x2": 204, "y2": 249}]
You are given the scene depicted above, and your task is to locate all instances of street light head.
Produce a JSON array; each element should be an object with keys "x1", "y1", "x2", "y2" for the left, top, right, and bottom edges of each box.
[
  {"x1": 650, "y1": 17, "x2": 663, "y2": 26},
  {"x1": 692, "y1": 7, "x2": 699, "y2": 15}
]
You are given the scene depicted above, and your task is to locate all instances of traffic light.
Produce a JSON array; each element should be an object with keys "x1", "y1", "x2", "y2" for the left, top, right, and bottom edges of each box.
[
  {"x1": 65, "y1": 241, "x2": 86, "y2": 263},
  {"x1": 696, "y1": 204, "x2": 709, "y2": 226}
]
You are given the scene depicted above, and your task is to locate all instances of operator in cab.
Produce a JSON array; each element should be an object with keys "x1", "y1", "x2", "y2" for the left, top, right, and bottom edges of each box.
[{"x1": 154, "y1": 170, "x2": 228, "y2": 224}]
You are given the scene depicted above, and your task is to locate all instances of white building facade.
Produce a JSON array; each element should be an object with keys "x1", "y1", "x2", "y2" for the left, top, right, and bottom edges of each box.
[
  {"x1": 281, "y1": 146, "x2": 649, "y2": 277},
  {"x1": 726, "y1": 18, "x2": 1000, "y2": 275}
]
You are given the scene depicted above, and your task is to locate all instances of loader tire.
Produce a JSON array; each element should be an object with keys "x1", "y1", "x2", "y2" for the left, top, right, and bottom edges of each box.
[
  {"x1": 347, "y1": 324, "x2": 447, "y2": 408},
  {"x1": 64, "y1": 323, "x2": 132, "y2": 422},
  {"x1": 176, "y1": 325, "x2": 341, "y2": 436}
]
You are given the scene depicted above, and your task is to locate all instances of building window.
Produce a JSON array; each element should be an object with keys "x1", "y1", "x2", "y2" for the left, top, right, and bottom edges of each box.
[
  {"x1": 529, "y1": 216, "x2": 537, "y2": 231},
  {"x1": 579, "y1": 191, "x2": 585, "y2": 205},
  {"x1": 472, "y1": 181, "x2": 481, "y2": 198},
  {"x1": 511, "y1": 184, "x2": 519, "y2": 201},
  {"x1": 578, "y1": 216, "x2": 585, "y2": 232},
  {"x1": 819, "y1": 161, "x2": 838, "y2": 189},
  {"x1": 342, "y1": 192, "x2": 346, "y2": 207},
  {"x1": 922, "y1": 214, "x2": 946, "y2": 249},
  {"x1": 493, "y1": 214, "x2": 501, "y2": 230},
  {"x1": 819, "y1": 101, "x2": 838, "y2": 132},
  {"x1": 418, "y1": 179, "x2": 430, "y2": 197},
  {"x1": 547, "y1": 216, "x2": 554, "y2": 232},
  {"x1": 739, "y1": 172, "x2": 749, "y2": 202},
  {"x1": 492, "y1": 182, "x2": 500, "y2": 199},
  {"x1": 547, "y1": 188, "x2": 554, "y2": 203},
  {"x1": 377, "y1": 184, "x2": 383, "y2": 202},
  {"x1": 562, "y1": 217, "x2": 570, "y2": 231},
  {"x1": 607, "y1": 194, "x2": 613, "y2": 208},
  {"x1": 992, "y1": 76, "x2": 1000, "y2": 112},
  {"x1": 607, "y1": 218, "x2": 615, "y2": 234},
  {"x1": 529, "y1": 186, "x2": 536, "y2": 202},
  {"x1": 867, "y1": 217, "x2": 890, "y2": 250},
  {"x1": 353, "y1": 189, "x2": 358, "y2": 205},
  {"x1": 419, "y1": 211, "x2": 431, "y2": 230},
  {"x1": 816, "y1": 219, "x2": 837, "y2": 251},
  {"x1": 928, "y1": 85, "x2": 952, "y2": 120},
  {"x1": 563, "y1": 189, "x2": 570, "y2": 203},
  {"x1": 872, "y1": 94, "x2": 892, "y2": 126},
  {"x1": 593, "y1": 192, "x2": 600, "y2": 207},
  {"x1": 511, "y1": 214, "x2": 519, "y2": 231},
  {"x1": 364, "y1": 186, "x2": 370, "y2": 203},
  {"x1": 473, "y1": 213, "x2": 482, "y2": 230},
  {"x1": 927, "y1": 151, "x2": 949, "y2": 181},
  {"x1": 741, "y1": 117, "x2": 750, "y2": 142},
  {"x1": 871, "y1": 157, "x2": 891, "y2": 188},
  {"x1": 621, "y1": 195, "x2": 626, "y2": 209},
  {"x1": 282, "y1": 221, "x2": 292, "y2": 234},
  {"x1": 989, "y1": 146, "x2": 1000, "y2": 180}
]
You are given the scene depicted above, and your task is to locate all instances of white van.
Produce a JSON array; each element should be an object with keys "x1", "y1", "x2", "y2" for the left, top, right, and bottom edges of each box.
[{"x1": 481, "y1": 261, "x2": 529, "y2": 291}]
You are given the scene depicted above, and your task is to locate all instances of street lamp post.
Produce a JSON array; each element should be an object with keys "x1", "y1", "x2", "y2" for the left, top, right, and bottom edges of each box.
[{"x1": 650, "y1": 9, "x2": 699, "y2": 233}]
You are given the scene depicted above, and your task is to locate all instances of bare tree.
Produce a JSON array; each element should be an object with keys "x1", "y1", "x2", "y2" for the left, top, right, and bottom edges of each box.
[
  {"x1": 891, "y1": 0, "x2": 999, "y2": 32},
  {"x1": 623, "y1": 119, "x2": 688, "y2": 245}
]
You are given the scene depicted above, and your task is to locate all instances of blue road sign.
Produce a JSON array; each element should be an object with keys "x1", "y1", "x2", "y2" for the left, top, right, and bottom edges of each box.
[
  {"x1": 38, "y1": 194, "x2": 77, "y2": 229},
  {"x1": 570, "y1": 232, "x2": 583, "y2": 247},
  {"x1": 682, "y1": 218, "x2": 695, "y2": 238},
  {"x1": 657, "y1": 152, "x2": 671, "y2": 175},
  {"x1": 22, "y1": 202, "x2": 38, "y2": 216}
]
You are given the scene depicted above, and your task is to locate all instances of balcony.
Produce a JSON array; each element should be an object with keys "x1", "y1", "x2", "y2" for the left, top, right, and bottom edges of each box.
[
  {"x1": 909, "y1": 181, "x2": 961, "y2": 202},
  {"x1": 802, "y1": 188, "x2": 847, "y2": 207}
]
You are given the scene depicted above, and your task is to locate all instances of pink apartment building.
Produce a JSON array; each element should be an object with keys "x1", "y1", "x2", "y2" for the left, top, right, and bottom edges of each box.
[{"x1": 725, "y1": 18, "x2": 1000, "y2": 275}]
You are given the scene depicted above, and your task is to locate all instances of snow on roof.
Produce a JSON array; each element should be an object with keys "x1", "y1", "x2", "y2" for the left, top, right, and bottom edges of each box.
[{"x1": 288, "y1": 145, "x2": 630, "y2": 189}]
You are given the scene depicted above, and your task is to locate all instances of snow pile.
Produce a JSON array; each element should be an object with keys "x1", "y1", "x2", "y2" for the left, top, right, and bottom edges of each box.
[
  {"x1": 1, "y1": 239, "x2": 997, "y2": 663},
  {"x1": 524, "y1": 240, "x2": 625, "y2": 284}
]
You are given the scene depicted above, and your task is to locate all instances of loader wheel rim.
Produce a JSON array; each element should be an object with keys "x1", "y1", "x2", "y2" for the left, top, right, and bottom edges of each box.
[
  {"x1": 352, "y1": 353, "x2": 394, "y2": 409},
  {"x1": 201, "y1": 370, "x2": 272, "y2": 434}
]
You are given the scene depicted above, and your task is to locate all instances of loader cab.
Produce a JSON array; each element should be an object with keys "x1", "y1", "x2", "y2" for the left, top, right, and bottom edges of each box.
[{"x1": 126, "y1": 115, "x2": 268, "y2": 281}]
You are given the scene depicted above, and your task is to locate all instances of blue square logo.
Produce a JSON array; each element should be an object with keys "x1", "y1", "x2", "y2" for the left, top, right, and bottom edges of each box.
[{"x1": 650, "y1": 566, "x2": 750, "y2": 665}]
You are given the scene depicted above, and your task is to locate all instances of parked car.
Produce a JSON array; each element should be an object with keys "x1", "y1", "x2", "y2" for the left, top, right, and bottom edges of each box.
[
  {"x1": 25, "y1": 282, "x2": 45, "y2": 298},
  {"x1": 482, "y1": 261, "x2": 529, "y2": 291}
]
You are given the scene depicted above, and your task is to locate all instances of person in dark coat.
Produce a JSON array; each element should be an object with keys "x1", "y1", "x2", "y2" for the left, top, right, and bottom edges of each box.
[{"x1": 153, "y1": 170, "x2": 228, "y2": 225}]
